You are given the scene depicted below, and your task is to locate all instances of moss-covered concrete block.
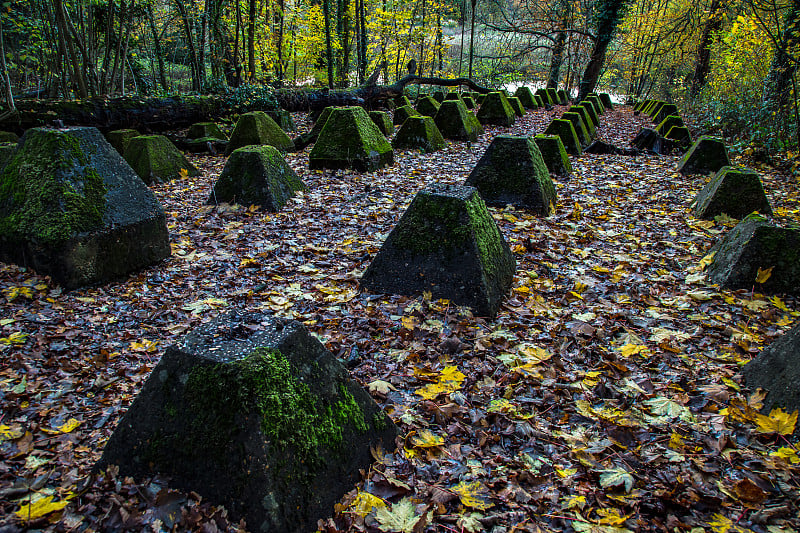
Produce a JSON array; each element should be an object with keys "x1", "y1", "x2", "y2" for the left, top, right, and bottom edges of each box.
[
  {"x1": 578, "y1": 100, "x2": 600, "y2": 125},
  {"x1": 106, "y1": 129, "x2": 139, "y2": 154},
  {"x1": 632, "y1": 128, "x2": 674, "y2": 154},
  {"x1": 666, "y1": 125, "x2": 692, "y2": 146},
  {"x1": 434, "y1": 99, "x2": 483, "y2": 142},
  {"x1": 656, "y1": 115, "x2": 684, "y2": 135},
  {"x1": 556, "y1": 89, "x2": 569, "y2": 105},
  {"x1": 561, "y1": 112, "x2": 591, "y2": 146},
  {"x1": 393, "y1": 104, "x2": 421, "y2": 126},
  {"x1": 462, "y1": 95, "x2": 476, "y2": 109},
  {"x1": 654, "y1": 104, "x2": 678, "y2": 124},
  {"x1": 392, "y1": 116, "x2": 446, "y2": 153},
  {"x1": 514, "y1": 87, "x2": 537, "y2": 109},
  {"x1": 0, "y1": 127, "x2": 169, "y2": 289},
  {"x1": 361, "y1": 184, "x2": 515, "y2": 318},
  {"x1": 445, "y1": 91, "x2": 463, "y2": 101},
  {"x1": 124, "y1": 135, "x2": 199, "y2": 184},
  {"x1": 416, "y1": 96, "x2": 441, "y2": 117},
  {"x1": 508, "y1": 96, "x2": 525, "y2": 117},
  {"x1": 96, "y1": 311, "x2": 397, "y2": 533},
  {"x1": 187, "y1": 122, "x2": 228, "y2": 141},
  {"x1": 309, "y1": 106, "x2": 393, "y2": 172},
  {"x1": 466, "y1": 135, "x2": 556, "y2": 215},
  {"x1": 476, "y1": 93, "x2": 487, "y2": 106},
  {"x1": 568, "y1": 105, "x2": 596, "y2": 137},
  {"x1": 635, "y1": 99, "x2": 652, "y2": 112},
  {"x1": 678, "y1": 136, "x2": 731, "y2": 175},
  {"x1": 535, "y1": 88, "x2": 552, "y2": 105},
  {"x1": 0, "y1": 131, "x2": 18, "y2": 143},
  {"x1": 534, "y1": 94, "x2": 544, "y2": 107},
  {"x1": 599, "y1": 93, "x2": 613, "y2": 109},
  {"x1": 743, "y1": 321, "x2": 800, "y2": 437},
  {"x1": 226, "y1": 111, "x2": 295, "y2": 155},
  {"x1": 693, "y1": 166, "x2": 772, "y2": 220},
  {"x1": 209, "y1": 146, "x2": 306, "y2": 210},
  {"x1": 394, "y1": 95, "x2": 413, "y2": 108},
  {"x1": 369, "y1": 111, "x2": 393, "y2": 136},
  {"x1": 477, "y1": 91, "x2": 516, "y2": 127},
  {"x1": 0, "y1": 142, "x2": 16, "y2": 171},
  {"x1": 648, "y1": 101, "x2": 666, "y2": 119},
  {"x1": 266, "y1": 109, "x2": 296, "y2": 132},
  {"x1": 534, "y1": 134, "x2": 572, "y2": 177},
  {"x1": 546, "y1": 88, "x2": 559, "y2": 105},
  {"x1": 587, "y1": 95, "x2": 605, "y2": 115},
  {"x1": 433, "y1": 90, "x2": 446, "y2": 102},
  {"x1": 544, "y1": 119, "x2": 581, "y2": 155},
  {"x1": 707, "y1": 215, "x2": 800, "y2": 294}
]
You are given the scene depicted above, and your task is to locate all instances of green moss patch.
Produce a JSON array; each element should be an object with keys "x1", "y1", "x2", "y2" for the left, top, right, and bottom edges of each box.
[
  {"x1": 392, "y1": 116, "x2": 446, "y2": 153},
  {"x1": 587, "y1": 95, "x2": 605, "y2": 115},
  {"x1": 106, "y1": 129, "x2": 139, "y2": 154},
  {"x1": 187, "y1": 122, "x2": 228, "y2": 141},
  {"x1": 124, "y1": 135, "x2": 199, "y2": 184},
  {"x1": 508, "y1": 97, "x2": 525, "y2": 117},
  {"x1": 393, "y1": 104, "x2": 421, "y2": 126},
  {"x1": 561, "y1": 112, "x2": 591, "y2": 146},
  {"x1": 0, "y1": 131, "x2": 18, "y2": 143},
  {"x1": 678, "y1": 135, "x2": 731, "y2": 175},
  {"x1": 656, "y1": 115, "x2": 684, "y2": 135},
  {"x1": 693, "y1": 166, "x2": 772, "y2": 220},
  {"x1": 514, "y1": 87, "x2": 537, "y2": 109},
  {"x1": 416, "y1": 96, "x2": 441, "y2": 117},
  {"x1": 578, "y1": 100, "x2": 600, "y2": 125},
  {"x1": 369, "y1": 111, "x2": 394, "y2": 136},
  {"x1": 0, "y1": 143, "x2": 15, "y2": 171},
  {"x1": 0, "y1": 128, "x2": 107, "y2": 244}
]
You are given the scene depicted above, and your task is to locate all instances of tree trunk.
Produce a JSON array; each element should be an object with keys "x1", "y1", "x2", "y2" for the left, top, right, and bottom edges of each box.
[
  {"x1": 276, "y1": 0, "x2": 285, "y2": 82},
  {"x1": 547, "y1": 30, "x2": 566, "y2": 89},
  {"x1": 324, "y1": 0, "x2": 335, "y2": 88},
  {"x1": 0, "y1": 22, "x2": 16, "y2": 119},
  {"x1": 175, "y1": 0, "x2": 202, "y2": 91},
  {"x1": 690, "y1": 0, "x2": 726, "y2": 97},
  {"x1": 762, "y1": 0, "x2": 800, "y2": 112},
  {"x1": 577, "y1": 0, "x2": 629, "y2": 102},
  {"x1": 468, "y1": 0, "x2": 476, "y2": 78},
  {"x1": 148, "y1": 4, "x2": 168, "y2": 91},
  {"x1": 247, "y1": 0, "x2": 256, "y2": 80}
]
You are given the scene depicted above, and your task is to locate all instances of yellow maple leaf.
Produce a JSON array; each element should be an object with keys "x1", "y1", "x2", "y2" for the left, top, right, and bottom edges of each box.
[
  {"x1": 698, "y1": 251, "x2": 717, "y2": 270},
  {"x1": 57, "y1": 418, "x2": 80, "y2": 433},
  {"x1": 0, "y1": 424, "x2": 23, "y2": 440},
  {"x1": 15, "y1": 495, "x2": 70, "y2": 521},
  {"x1": 755, "y1": 266, "x2": 774, "y2": 284},
  {"x1": 349, "y1": 490, "x2": 386, "y2": 517},
  {"x1": 451, "y1": 481, "x2": 494, "y2": 510},
  {"x1": 619, "y1": 344, "x2": 647, "y2": 357},
  {"x1": 401, "y1": 316, "x2": 418, "y2": 330},
  {"x1": 130, "y1": 339, "x2": 159, "y2": 353},
  {"x1": 770, "y1": 447, "x2": 800, "y2": 464},
  {"x1": 755, "y1": 408, "x2": 798, "y2": 435},
  {"x1": 0, "y1": 331, "x2": 29, "y2": 345},
  {"x1": 415, "y1": 366, "x2": 465, "y2": 400},
  {"x1": 411, "y1": 429, "x2": 444, "y2": 448},
  {"x1": 517, "y1": 343, "x2": 552, "y2": 364},
  {"x1": 179, "y1": 167, "x2": 189, "y2": 178}
]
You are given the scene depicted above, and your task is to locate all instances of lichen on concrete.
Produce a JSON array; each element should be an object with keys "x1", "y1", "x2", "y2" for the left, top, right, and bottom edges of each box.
[
  {"x1": 434, "y1": 99, "x2": 483, "y2": 142},
  {"x1": 477, "y1": 91, "x2": 516, "y2": 127},
  {"x1": 124, "y1": 135, "x2": 199, "y2": 184},
  {"x1": 392, "y1": 116, "x2": 446, "y2": 153},
  {"x1": 534, "y1": 134, "x2": 572, "y2": 177},
  {"x1": 678, "y1": 135, "x2": 731, "y2": 175},
  {"x1": 693, "y1": 166, "x2": 772, "y2": 220},
  {"x1": 309, "y1": 106, "x2": 393, "y2": 172},
  {"x1": 226, "y1": 111, "x2": 295, "y2": 155},
  {"x1": 544, "y1": 119, "x2": 581, "y2": 155}
]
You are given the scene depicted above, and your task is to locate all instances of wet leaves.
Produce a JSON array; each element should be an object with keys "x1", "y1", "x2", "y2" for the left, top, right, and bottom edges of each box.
[{"x1": 1, "y1": 106, "x2": 799, "y2": 532}]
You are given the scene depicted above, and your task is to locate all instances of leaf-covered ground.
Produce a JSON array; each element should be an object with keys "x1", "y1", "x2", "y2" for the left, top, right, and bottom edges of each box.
[{"x1": 1, "y1": 104, "x2": 799, "y2": 533}]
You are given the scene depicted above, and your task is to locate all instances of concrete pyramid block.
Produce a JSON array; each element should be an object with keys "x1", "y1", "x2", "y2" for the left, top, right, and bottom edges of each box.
[
  {"x1": 309, "y1": 106, "x2": 393, "y2": 172},
  {"x1": 678, "y1": 136, "x2": 731, "y2": 175},
  {"x1": 535, "y1": 88, "x2": 552, "y2": 105},
  {"x1": 693, "y1": 166, "x2": 772, "y2": 220},
  {"x1": 434, "y1": 99, "x2": 483, "y2": 142},
  {"x1": 360, "y1": 184, "x2": 516, "y2": 318},
  {"x1": 707, "y1": 215, "x2": 800, "y2": 294},
  {"x1": 226, "y1": 111, "x2": 294, "y2": 155},
  {"x1": 534, "y1": 134, "x2": 572, "y2": 177},
  {"x1": 0, "y1": 131, "x2": 19, "y2": 143},
  {"x1": 561, "y1": 111, "x2": 591, "y2": 146},
  {"x1": 514, "y1": 87, "x2": 537, "y2": 108},
  {"x1": 556, "y1": 89, "x2": 569, "y2": 105},
  {"x1": 568, "y1": 105, "x2": 596, "y2": 136},
  {"x1": 587, "y1": 94, "x2": 605, "y2": 114},
  {"x1": 462, "y1": 95, "x2": 477, "y2": 109},
  {"x1": 544, "y1": 119, "x2": 581, "y2": 155},
  {"x1": 466, "y1": 135, "x2": 556, "y2": 214},
  {"x1": 0, "y1": 142, "x2": 16, "y2": 170},
  {"x1": 742, "y1": 320, "x2": 800, "y2": 436},
  {"x1": 124, "y1": 135, "x2": 199, "y2": 184},
  {"x1": 656, "y1": 115, "x2": 684, "y2": 135},
  {"x1": 208, "y1": 146, "x2": 307, "y2": 210},
  {"x1": 578, "y1": 100, "x2": 600, "y2": 125},
  {"x1": 369, "y1": 111, "x2": 393, "y2": 136},
  {"x1": 187, "y1": 122, "x2": 227, "y2": 141},
  {"x1": 392, "y1": 116, "x2": 446, "y2": 153},
  {"x1": 106, "y1": 129, "x2": 139, "y2": 154},
  {"x1": 97, "y1": 311, "x2": 397, "y2": 533},
  {"x1": 508, "y1": 96, "x2": 525, "y2": 117},
  {"x1": 546, "y1": 88, "x2": 559, "y2": 105},
  {"x1": 416, "y1": 96, "x2": 441, "y2": 117},
  {"x1": 599, "y1": 93, "x2": 613, "y2": 109},
  {"x1": 393, "y1": 104, "x2": 421, "y2": 126},
  {"x1": 477, "y1": 91, "x2": 516, "y2": 127},
  {"x1": 0, "y1": 127, "x2": 170, "y2": 289},
  {"x1": 654, "y1": 103, "x2": 678, "y2": 123},
  {"x1": 666, "y1": 125, "x2": 692, "y2": 145}
]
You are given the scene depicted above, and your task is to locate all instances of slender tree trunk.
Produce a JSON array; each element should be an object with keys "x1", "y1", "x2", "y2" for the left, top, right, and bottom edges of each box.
[
  {"x1": 323, "y1": 0, "x2": 335, "y2": 88},
  {"x1": 175, "y1": 0, "x2": 202, "y2": 91},
  {"x1": 690, "y1": 0, "x2": 726, "y2": 97},
  {"x1": 247, "y1": 0, "x2": 256, "y2": 80},
  {"x1": 0, "y1": 22, "x2": 15, "y2": 118},
  {"x1": 148, "y1": 4, "x2": 168, "y2": 91},
  {"x1": 762, "y1": 0, "x2": 800, "y2": 111},
  {"x1": 100, "y1": 0, "x2": 115, "y2": 91},
  {"x1": 458, "y1": 0, "x2": 465, "y2": 76},
  {"x1": 55, "y1": 0, "x2": 88, "y2": 97},
  {"x1": 468, "y1": 0, "x2": 476, "y2": 78},
  {"x1": 276, "y1": 0, "x2": 285, "y2": 81},
  {"x1": 577, "y1": 0, "x2": 629, "y2": 102},
  {"x1": 547, "y1": 30, "x2": 566, "y2": 89}
]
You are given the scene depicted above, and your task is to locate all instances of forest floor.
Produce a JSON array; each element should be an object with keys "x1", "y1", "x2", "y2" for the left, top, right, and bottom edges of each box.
[{"x1": 1, "y1": 104, "x2": 800, "y2": 533}]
